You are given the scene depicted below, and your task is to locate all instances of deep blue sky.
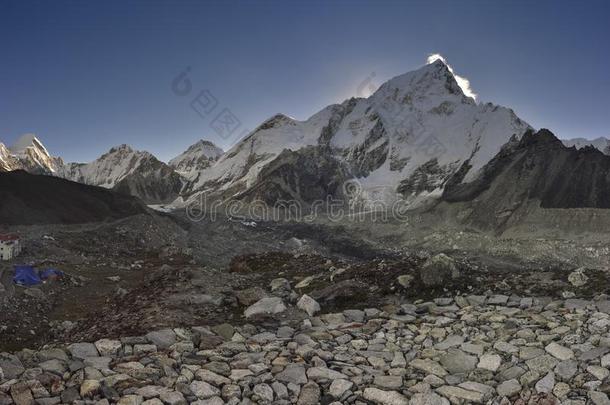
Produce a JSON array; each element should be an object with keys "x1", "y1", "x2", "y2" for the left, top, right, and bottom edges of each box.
[{"x1": 1, "y1": 0, "x2": 610, "y2": 162}]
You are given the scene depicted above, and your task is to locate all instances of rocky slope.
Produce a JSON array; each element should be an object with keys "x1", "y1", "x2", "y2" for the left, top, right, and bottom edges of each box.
[
  {"x1": 442, "y1": 129, "x2": 610, "y2": 230},
  {"x1": 0, "y1": 170, "x2": 146, "y2": 225}
]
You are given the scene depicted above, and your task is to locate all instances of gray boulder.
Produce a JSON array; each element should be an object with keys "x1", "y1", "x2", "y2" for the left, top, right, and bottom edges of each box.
[
  {"x1": 0, "y1": 353, "x2": 24, "y2": 379},
  {"x1": 145, "y1": 329, "x2": 177, "y2": 349},
  {"x1": 244, "y1": 297, "x2": 286, "y2": 318}
]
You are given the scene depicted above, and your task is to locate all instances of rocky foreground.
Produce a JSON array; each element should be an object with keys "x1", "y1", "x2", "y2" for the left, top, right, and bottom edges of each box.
[{"x1": 4, "y1": 294, "x2": 610, "y2": 405}]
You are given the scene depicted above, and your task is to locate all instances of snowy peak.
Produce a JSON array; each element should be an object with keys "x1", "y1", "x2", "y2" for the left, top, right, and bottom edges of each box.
[
  {"x1": 256, "y1": 114, "x2": 296, "y2": 131},
  {"x1": 372, "y1": 58, "x2": 475, "y2": 112},
  {"x1": 173, "y1": 140, "x2": 223, "y2": 160},
  {"x1": 58, "y1": 143, "x2": 184, "y2": 204},
  {"x1": 168, "y1": 139, "x2": 223, "y2": 181},
  {"x1": 10, "y1": 133, "x2": 49, "y2": 155},
  {"x1": 0, "y1": 134, "x2": 61, "y2": 173},
  {"x1": 60, "y1": 144, "x2": 158, "y2": 188}
]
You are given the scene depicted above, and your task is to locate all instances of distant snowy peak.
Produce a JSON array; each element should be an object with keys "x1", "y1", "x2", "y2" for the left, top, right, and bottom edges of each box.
[
  {"x1": 10, "y1": 133, "x2": 49, "y2": 155},
  {"x1": 169, "y1": 139, "x2": 223, "y2": 181},
  {"x1": 0, "y1": 134, "x2": 62, "y2": 173},
  {"x1": 58, "y1": 143, "x2": 184, "y2": 204},
  {"x1": 563, "y1": 137, "x2": 610, "y2": 155},
  {"x1": 60, "y1": 144, "x2": 159, "y2": 188}
]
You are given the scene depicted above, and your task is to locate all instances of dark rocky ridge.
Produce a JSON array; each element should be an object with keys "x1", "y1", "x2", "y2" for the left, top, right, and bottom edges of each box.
[
  {"x1": 0, "y1": 170, "x2": 147, "y2": 225},
  {"x1": 442, "y1": 129, "x2": 610, "y2": 229},
  {"x1": 237, "y1": 146, "x2": 350, "y2": 204}
]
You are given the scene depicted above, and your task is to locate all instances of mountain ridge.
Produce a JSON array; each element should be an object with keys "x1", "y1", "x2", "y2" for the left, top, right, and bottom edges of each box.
[{"x1": 3, "y1": 59, "x2": 608, "y2": 212}]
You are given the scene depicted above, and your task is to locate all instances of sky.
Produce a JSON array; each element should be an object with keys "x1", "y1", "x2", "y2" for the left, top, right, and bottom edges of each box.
[{"x1": 1, "y1": 0, "x2": 610, "y2": 163}]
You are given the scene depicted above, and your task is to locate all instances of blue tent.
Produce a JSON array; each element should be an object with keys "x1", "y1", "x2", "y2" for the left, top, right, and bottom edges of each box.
[{"x1": 13, "y1": 265, "x2": 41, "y2": 286}]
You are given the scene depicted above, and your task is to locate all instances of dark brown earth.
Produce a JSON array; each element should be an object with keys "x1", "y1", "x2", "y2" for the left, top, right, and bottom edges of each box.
[{"x1": 2, "y1": 210, "x2": 610, "y2": 352}]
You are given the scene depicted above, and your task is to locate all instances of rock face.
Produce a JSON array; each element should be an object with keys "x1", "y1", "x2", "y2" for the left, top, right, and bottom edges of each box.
[
  {"x1": 2, "y1": 294, "x2": 609, "y2": 404},
  {"x1": 234, "y1": 146, "x2": 351, "y2": 205}
]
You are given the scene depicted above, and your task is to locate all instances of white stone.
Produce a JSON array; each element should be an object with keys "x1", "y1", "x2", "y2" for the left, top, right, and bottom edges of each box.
[
  {"x1": 477, "y1": 354, "x2": 502, "y2": 372},
  {"x1": 297, "y1": 294, "x2": 321, "y2": 317},
  {"x1": 94, "y1": 339, "x2": 122, "y2": 356},
  {"x1": 545, "y1": 342, "x2": 574, "y2": 360}
]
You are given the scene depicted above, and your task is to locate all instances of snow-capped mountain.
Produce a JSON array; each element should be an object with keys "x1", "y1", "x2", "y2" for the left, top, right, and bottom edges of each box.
[
  {"x1": 169, "y1": 140, "x2": 223, "y2": 182},
  {"x1": 58, "y1": 144, "x2": 184, "y2": 204},
  {"x1": 185, "y1": 59, "x2": 531, "y2": 206},
  {"x1": 562, "y1": 137, "x2": 610, "y2": 155},
  {"x1": 0, "y1": 134, "x2": 63, "y2": 174},
  {"x1": 60, "y1": 144, "x2": 159, "y2": 188}
]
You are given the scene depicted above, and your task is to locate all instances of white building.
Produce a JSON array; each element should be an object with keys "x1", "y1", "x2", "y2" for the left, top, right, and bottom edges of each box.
[{"x1": 0, "y1": 235, "x2": 21, "y2": 261}]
